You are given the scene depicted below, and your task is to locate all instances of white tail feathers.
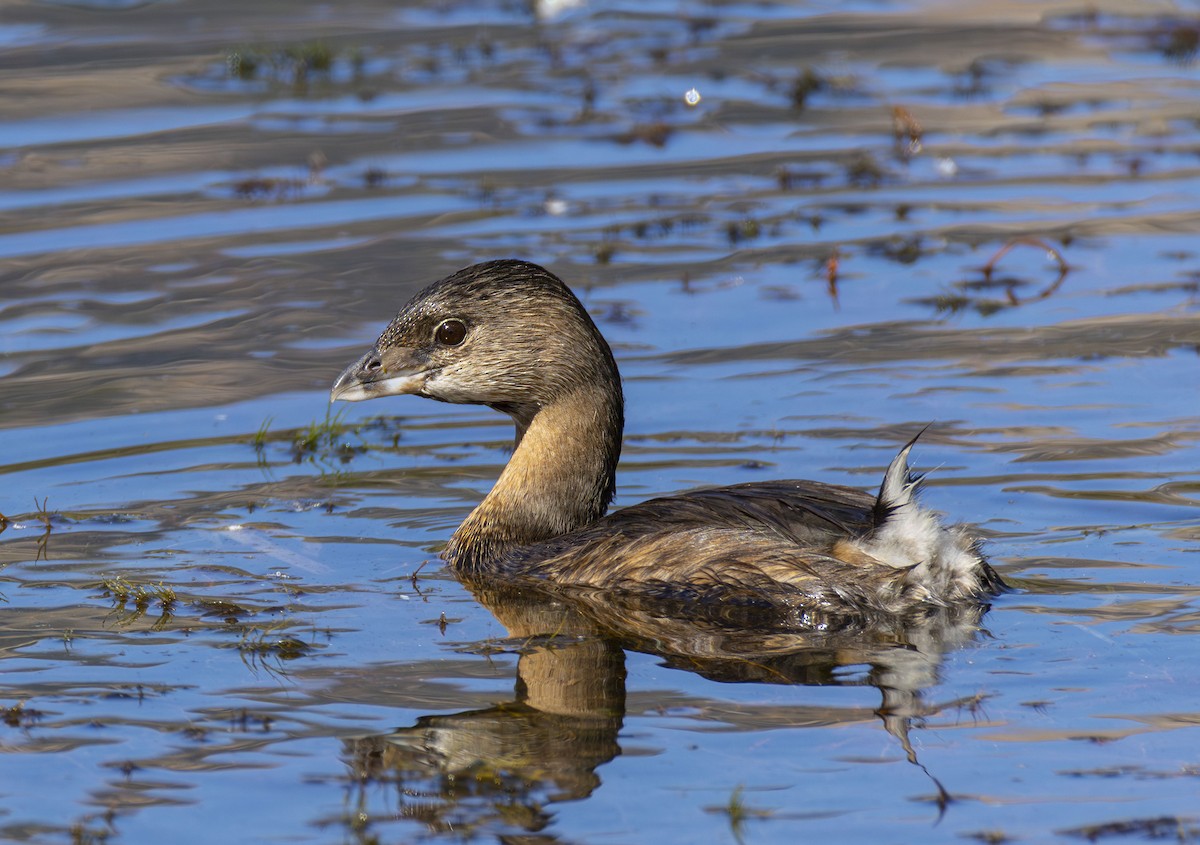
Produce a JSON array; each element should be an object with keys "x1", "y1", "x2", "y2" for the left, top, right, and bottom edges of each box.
[
  {"x1": 878, "y1": 437, "x2": 922, "y2": 519},
  {"x1": 850, "y1": 434, "x2": 988, "y2": 602}
]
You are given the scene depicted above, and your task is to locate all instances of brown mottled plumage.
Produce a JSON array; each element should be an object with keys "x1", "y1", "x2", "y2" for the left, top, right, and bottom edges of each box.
[{"x1": 332, "y1": 259, "x2": 1003, "y2": 621}]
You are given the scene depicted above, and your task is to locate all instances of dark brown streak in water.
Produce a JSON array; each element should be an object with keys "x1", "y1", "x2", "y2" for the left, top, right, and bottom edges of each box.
[{"x1": 662, "y1": 313, "x2": 1200, "y2": 368}]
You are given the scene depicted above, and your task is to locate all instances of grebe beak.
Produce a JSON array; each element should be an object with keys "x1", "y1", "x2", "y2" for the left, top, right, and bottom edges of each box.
[{"x1": 330, "y1": 346, "x2": 429, "y2": 403}]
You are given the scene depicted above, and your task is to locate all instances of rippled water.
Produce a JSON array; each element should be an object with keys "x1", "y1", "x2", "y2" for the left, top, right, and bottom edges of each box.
[{"x1": 2, "y1": 0, "x2": 1199, "y2": 842}]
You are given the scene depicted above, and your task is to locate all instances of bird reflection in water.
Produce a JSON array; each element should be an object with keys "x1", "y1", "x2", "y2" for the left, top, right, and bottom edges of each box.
[{"x1": 340, "y1": 576, "x2": 993, "y2": 840}]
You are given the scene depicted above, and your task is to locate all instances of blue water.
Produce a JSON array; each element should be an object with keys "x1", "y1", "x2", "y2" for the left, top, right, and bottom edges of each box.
[{"x1": 1, "y1": 1, "x2": 1198, "y2": 843}]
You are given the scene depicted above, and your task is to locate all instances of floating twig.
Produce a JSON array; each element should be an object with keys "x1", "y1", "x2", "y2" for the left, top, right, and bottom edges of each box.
[
  {"x1": 824, "y1": 248, "x2": 842, "y2": 306},
  {"x1": 410, "y1": 559, "x2": 429, "y2": 595},
  {"x1": 982, "y1": 236, "x2": 1071, "y2": 306},
  {"x1": 33, "y1": 497, "x2": 52, "y2": 562},
  {"x1": 892, "y1": 105, "x2": 923, "y2": 158}
]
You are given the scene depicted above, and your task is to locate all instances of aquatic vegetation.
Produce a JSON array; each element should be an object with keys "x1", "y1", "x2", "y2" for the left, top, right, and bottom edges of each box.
[
  {"x1": 920, "y1": 292, "x2": 975, "y2": 316},
  {"x1": 871, "y1": 234, "x2": 926, "y2": 265},
  {"x1": 230, "y1": 177, "x2": 308, "y2": 202},
  {"x1": 225, "y1": 40, "x2": 342, "y2": 86},
  {"x1": 1058, "y1": 815, "x2": 1200, "y2": 841},
  {"x1": 843, "y1": 151, "x2": 887, "y2": 187},
  {"x1": 725, "y1": 218, "x2": 762, "y2": 245},
  {"x1": 231, "y1": 622, "x2": 322, "y2": 676},
  {"x1": 237, "y1": 627, "x2": 311, "y2": 660},
  {"x1": 2, "y1": 701, "x2": 44, "y2": 729},
  {"x1": 705, "y1": 786, "x2": 774, "y2": 845},
  {"x1": 250, "y1": 407, "x2": 373, "y2": 467},
  {"x1": 68, "y1": 822, "x2": 113, "y2": 845},
  {"x1": 291, "y1": 406, "x2": 354, "y2": 462},
  {"x1": 252, "y1": 416, "x2": 273, "y2": 452},
  {"x1": 790, "y1": 66, "x2": 824, "y2": 110},
  {"x1": 592, "y1": 242, "x2": 616, "y2": 265},
  {"x1": 286, "y1": 41, "x2": 334, "y2": 75},
  {"x1": 23, "y1": 496, "x2": 55, "y2": 562},
  {"x1": 775, "y1": 166, "x2": 826, "y2": 191},
  {"x1": 101, "y1": 577, "x2": 178, "y2": 626},
  {"x1": 362, "y1": 167, "x2": 388, "y2": 188},
  {"x1": 193, "y1": 598, "x2": 255, "y2": 621}
]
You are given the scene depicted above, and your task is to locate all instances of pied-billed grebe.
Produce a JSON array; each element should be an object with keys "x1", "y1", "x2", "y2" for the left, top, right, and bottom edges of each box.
[{"x1": 331, "y1": 259, "x2": 1003, "y2": 617}]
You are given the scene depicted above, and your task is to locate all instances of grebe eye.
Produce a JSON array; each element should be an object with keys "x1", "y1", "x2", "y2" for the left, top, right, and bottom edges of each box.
[{"x1": 435, "y1": 319, "x2": 467, "y2": 346}]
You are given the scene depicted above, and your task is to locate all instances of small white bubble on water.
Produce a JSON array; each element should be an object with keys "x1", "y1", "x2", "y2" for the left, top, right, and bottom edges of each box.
[
  {"x1": 544, "y1": 197, "x2": 569, "y2": 216},
  {"x1": 936, "y1": 156, "x2": 958, "y2": 177},
  {"x1": 536, "y1": 0, "x2": 584, "y2": 19},
  {"x1": 684, "y1": 87, "x2": 701, "y2": 106}
]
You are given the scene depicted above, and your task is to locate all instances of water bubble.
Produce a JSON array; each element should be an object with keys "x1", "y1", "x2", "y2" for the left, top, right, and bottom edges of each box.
[
  {"x1": 936, "y1": 156, "x2": 958, "y2": 178},
  {"x1": 684, "y1": 87, "x2": 701, "y2": 106},
  {"x1": 536, "y1": 0, "x2": 584, "y2": 19}
]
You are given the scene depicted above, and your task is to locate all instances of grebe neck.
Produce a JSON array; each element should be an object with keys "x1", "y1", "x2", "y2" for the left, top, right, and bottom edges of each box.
[{"x1": 446, "y1": 382, "x2": 623, "y2": 568}]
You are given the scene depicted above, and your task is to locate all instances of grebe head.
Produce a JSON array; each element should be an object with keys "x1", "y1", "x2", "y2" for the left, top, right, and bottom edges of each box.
[
  {"x1": 331, "y1": 260, "x2": 621, "y2": 430},
  {"x1": 332, "y1": 259, "x2": 626, "y2": 557}
]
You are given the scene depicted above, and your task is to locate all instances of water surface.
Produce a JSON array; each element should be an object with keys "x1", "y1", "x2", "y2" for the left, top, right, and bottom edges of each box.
[{"x1": 2, "y1": 0, "x2": 1199, "y2": 842}]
